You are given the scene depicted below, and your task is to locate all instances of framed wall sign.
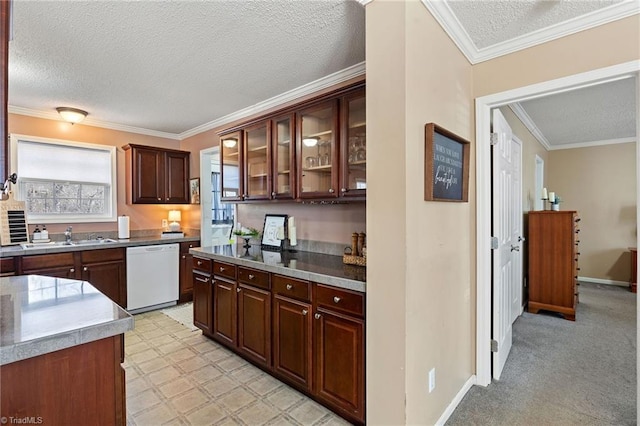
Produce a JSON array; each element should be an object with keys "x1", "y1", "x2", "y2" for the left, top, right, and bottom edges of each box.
[
  {"x1": 424, "y1": 123, "x2": 470, "y2": 202},
  {"x1": 190, "y1": 178, "x2": 200, "y2": 204},
  {"x1": 261, "y1": 214, "x2": 288, "y2": 250}
]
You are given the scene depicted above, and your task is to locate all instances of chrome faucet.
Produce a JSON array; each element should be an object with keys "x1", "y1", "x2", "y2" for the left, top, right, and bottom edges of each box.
[{"x1": 64, "y1": 226, "x2": 73, "y2": 243}]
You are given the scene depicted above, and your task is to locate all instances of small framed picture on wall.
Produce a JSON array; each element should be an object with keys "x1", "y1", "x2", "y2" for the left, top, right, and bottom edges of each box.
[{"x1": 190, "y1": 178, "x2": 200, "y2": 204}]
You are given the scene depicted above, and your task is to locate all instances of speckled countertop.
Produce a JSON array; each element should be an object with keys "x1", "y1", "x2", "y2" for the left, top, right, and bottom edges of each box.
[
  {"x1": 0, "y1": 235, "x2": 200, "y2": 257},
  {"x1": 191, "y1": 244, "x2": 366, "y2": 293},
  {"x1": 0, "y1": 275, "x2": 134, "y2": 365}
]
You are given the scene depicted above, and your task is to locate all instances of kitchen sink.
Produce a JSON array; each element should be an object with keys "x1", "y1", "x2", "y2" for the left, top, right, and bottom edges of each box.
[{"x1": 20, "y1": 238, "x2": 118, "y2": 249}]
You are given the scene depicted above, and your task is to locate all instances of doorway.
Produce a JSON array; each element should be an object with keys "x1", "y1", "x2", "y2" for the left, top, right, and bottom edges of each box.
[
  {"x1": 200, "y1": 146, "x2": 236, "y2": 246},
  {"x1": 475, "y1": 60, "x2": 640, "y2": 386}
]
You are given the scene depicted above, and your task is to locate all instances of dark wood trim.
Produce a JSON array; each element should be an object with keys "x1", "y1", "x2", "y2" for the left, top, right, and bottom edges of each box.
[{"x1": 1, "y1": 1, "x2": 11, "y2": 183}]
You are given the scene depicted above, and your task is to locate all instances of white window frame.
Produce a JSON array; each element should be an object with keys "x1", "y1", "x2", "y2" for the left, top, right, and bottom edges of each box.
[{"x1": 10, "y1": 134, "x2": 118, "y2": 224}]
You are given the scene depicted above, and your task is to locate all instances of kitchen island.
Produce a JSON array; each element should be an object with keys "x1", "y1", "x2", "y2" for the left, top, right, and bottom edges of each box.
[{"x1": 0, "y1": 275, "x2": 134, "y2": 425}]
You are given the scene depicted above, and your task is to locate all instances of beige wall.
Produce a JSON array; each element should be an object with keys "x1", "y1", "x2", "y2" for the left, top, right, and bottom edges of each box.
[
  {"x1": 548, "y1": 142, "x2": 637, "y2": 282},
  {"x1": 8, "y1": 113, "x2": 201, "y2": 235},
  {"x1": 367, "y1": 1, "x2": 474, "y2": 424}
]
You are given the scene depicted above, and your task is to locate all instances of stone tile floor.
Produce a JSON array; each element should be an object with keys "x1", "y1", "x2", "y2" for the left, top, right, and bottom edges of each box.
[{"x1": 124, "y1": 309, "x2": 352, "y2": 426}]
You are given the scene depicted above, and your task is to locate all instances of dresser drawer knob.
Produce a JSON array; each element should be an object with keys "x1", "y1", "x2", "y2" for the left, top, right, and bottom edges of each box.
[
  {"x1": 248, "y1": 274, "x2": 255, "y2": 279},
  {"x1": 333, "y1": 296, "x2": 341, "y2": 303},
  {"x1": 286, "y1": 284, "x2": 293, "y2": 290}
]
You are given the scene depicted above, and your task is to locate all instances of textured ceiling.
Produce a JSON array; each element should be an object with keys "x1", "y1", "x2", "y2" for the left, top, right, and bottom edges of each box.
[
  {"x1": 514, "y1": 78, "x2": 637, "y2": 149},
  {"x1": 7, "y1": 0, "x2": 637, "y2": 147},
  {"x1": 8, "y1": 0, "x2": 365, "y2": 135},
  {"x1": 447, "y1": 0, "x2": 623, "y2": 50}
]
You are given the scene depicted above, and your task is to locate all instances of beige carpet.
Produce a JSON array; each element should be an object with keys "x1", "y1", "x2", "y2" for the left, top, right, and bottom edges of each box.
[{"x1": 162, "y1": 302, "x2": 199, "y2": 331}]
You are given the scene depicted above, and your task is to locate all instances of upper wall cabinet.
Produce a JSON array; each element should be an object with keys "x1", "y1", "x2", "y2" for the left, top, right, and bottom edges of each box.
[
  {"x1": 124, "y1": 144, "x2": 190, "y2": 204},
  {"x1": 218, "y1": 82, "x2": 365, "y2": 203}
]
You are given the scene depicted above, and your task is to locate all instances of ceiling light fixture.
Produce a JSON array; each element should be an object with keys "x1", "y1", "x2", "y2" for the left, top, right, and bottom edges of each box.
[
  {"x1": 222, "y1": 138, "x2": 237, "y2": 148},
  {"x1": 302, "y1": 137, "x2": 319, "y2": 147},
  {"x1": 56, "y1": 107, "x2": 88, "y2": 124}
]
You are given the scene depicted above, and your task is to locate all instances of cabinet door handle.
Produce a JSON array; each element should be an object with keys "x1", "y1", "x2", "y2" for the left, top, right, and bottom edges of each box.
[
  {"x1": 236, "y1": 287, "x2": 241, "y2": 293},
  {"x1": 314, "y1": 313, "x2": 321, "y2": 320},
  {"x1": 157, "y1": 197, "x2": 161, "y2": 201},
  {"x1": 271, "y1": 191, "x2": 276, "y2": 197},
  {"x1": 182, "y1": 255, "x2": 186, "y2": 259},
  {"x1": 166, "y1": 197, "x2": 169, "y2": 201},
  {"x1": 328, "y1": 188, "x2": 335, "y2": 193},
  {"x1": 333, "y1": 296, "x2": 341, "y2": 303},
  {"x1": 83, "y1": 266, "x2": 88, "y2": 272},
  {"x1": 248, "y1": 274, "x2": 255, "y2": 280},
  {"x1": 286, "y1": 284, "x2": 293, "y2": 290},
  {"x1": 302, "y1": 309, "x2": 308, "y2": 316},
  {"x1": 341, "y1": 188, "x2": 347, "y2": 193},
  {"x1": 70, "y1": 268, "x2": 75, "y2": 273},
  {"x1": 195, "y1": 276, "x2": 208, "y2": 283}
]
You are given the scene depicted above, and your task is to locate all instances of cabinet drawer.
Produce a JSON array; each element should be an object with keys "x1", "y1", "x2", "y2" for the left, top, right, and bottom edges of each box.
[
  {"x1": 238, "y1": 267, "x2": 269, "y2": 290},
  {"x1": 1, "y1": 257, "x2": 16, "y2": 276},
  {"x1": 213, "y1": 261, "x2": 236, "y2": 280},
  {"x1": 315, "y1": 284, "x2": 364, "y2": 318},
  {"x1": 193, "y1": 257, "x2": 212, "y2": 274},
  {"x1": 81, "y1": 247, "x2": 124, "y2": 263},
  {"x1": 22, "y1": 253, "x2": 75, "y2": 271},
  {"x1": 180, "y1": 241, "x2": 200, "y2": 253},
  {"x1": 273, "y1": 275, "x2": 310, "y2": 302}
]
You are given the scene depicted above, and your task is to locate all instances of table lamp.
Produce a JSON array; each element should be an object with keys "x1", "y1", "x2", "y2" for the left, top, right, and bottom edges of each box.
[{"x1": 168, "y1": 210, "x2": 182, "y2": 231}]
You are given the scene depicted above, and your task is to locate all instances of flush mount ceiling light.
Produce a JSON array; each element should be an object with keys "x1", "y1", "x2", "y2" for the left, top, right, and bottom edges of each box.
[
  {"x1": 302, "y1": 137, "x2": 319, "y2": 147},
  {"x1": 56, "y1": 107, "x2": 88, "y2": 124},
  {"x1": 222, "y1": 138, "x2": 237, "y2": 148}
]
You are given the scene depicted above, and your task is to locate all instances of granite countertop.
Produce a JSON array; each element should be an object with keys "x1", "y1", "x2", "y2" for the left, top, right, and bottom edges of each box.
[
  {"x1": 191, "y1": 244, "x2": 367, "y2": 293},
  {"x1": 0, "y1": 235, "x2": 201, "y2": 257},
  {"x1": 0, "y1": 275, "x2": 134, "y2": 365}
]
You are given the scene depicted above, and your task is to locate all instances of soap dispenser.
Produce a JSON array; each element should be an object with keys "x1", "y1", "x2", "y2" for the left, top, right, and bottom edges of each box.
[
  {"x1": 41, "y1": 225, "x2": 49, "y2": 240},
  {"x1": 33, "y1": 225, "x2": 41, "y2": 241}
]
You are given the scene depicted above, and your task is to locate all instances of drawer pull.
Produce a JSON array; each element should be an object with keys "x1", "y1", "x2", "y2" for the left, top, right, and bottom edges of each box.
[
  {"x1": 220, "y1": 266, "x2": 226, "y2": 272},
  {"x1": 286, "y1": 284, "x2": 293, "y2": 290},
  {"x1": 272, "y1": 191, "x2": 276, "y2": 197},
  {"x1": 248, "y1": 274, "x2": 255, "y2": 280},
  {"x1": 302, "y1": 309, "x2": 308, "y2": 316},
  {"x1": 70, "y1": 268, "x2": 75, "y2": 273},
  {"x1": 197, "y1": 260, "x2": 203, "y2": 266},
  {"x1": 314, "y1": 313, "x2": 321, "y2": 320},
  {"x1": 83, "y1": 266, "x2": 88, "y2": 272},
  {"x1": 182, "y1": 255, "x2": 186, "y2": 259},
  {"x1": 236, "y1": 287, "x2": 241, "y2": 293},
  {"x1": 195, "y1": 276, "x2": 208, "y2": 283},
  {"x1": 333, "y1": 296, "x2": 341, "y2": 303}
]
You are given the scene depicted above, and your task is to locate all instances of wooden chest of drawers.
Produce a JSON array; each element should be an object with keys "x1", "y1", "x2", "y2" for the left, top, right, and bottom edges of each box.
[{"x1": 527, "y1": 211, "x2": 580, "y2": 321}]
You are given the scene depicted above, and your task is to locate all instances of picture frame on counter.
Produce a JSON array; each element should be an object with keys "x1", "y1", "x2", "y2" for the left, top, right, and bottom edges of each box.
[
  {"x1": 424, "y1": 123, "x2": 470, "y2": 202},
  {"x1": 261, "y1": 214, "x2": 288, "y2": 251},
  {"x1": 190, "y1": 178, "x2": 200, "y2": 204}
]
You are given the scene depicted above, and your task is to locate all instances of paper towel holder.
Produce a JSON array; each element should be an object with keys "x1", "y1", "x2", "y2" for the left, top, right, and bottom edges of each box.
[{"x1": 118, "y1": 215, "x2": 130, "y2": 239}]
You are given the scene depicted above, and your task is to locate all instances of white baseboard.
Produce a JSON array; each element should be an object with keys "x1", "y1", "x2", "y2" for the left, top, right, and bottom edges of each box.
[
  {"x1": 435, "y1": 375, "x2": 476, "y2": 426},
  {"x1": 578, "y1": 276, "x2": 629, "y2": 287}
]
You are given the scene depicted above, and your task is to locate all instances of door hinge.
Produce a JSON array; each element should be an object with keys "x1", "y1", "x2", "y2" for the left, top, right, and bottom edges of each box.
[
  {"x1": 490, "y1": 133, "x2": 499, "y2": 146},
  {"x1": 490, "y1": 236, "x2": 499, "y2": 250},
  {"x1": 491, "y1": 339, "x2": 498, "y2": 352}
]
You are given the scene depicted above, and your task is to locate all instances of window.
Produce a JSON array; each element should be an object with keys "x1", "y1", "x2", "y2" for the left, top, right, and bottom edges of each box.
[
  {"x1": 211, "y1": 171, "x2": 234, "y2": 225},
  {"x1": 10, "y1": 134, "x2": 117, "y2": 223}
]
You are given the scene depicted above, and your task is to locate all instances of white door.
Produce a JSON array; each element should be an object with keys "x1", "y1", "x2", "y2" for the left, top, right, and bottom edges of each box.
[{"x1": 491, "y1": 109, "x2": 523, "y2": 380}]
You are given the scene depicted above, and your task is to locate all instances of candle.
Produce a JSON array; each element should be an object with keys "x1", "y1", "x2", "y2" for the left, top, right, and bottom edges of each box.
[
  {"x1": 548, "y1": 192, "x2": 555, "y2": 203},
  {"x1": 542, "y1": 188, "x2": 548, "y2": 199},
  {"x1": 288, "y1": 216, "x2": 295, "y2": 230},
  {"x1": 289, "y1": 226, "x2": 297, "y2": 246}
]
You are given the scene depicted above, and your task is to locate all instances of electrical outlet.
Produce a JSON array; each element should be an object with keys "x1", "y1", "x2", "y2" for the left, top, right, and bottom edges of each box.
[
  {"x1": 161, "y1": 219, "x2": 168, "y2": 228},
  {"x1": 428, "y1": 368, "x2": 436, "y2": 393}
]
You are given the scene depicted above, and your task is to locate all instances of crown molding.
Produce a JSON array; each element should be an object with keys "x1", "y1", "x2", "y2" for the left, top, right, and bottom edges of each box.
[
  {"x1": 549, "y1": 137, "x2": 636, "y2": 151},
  {"x1": 7, "y1": 105, "x2": 182, "y2": 140},
  {"x1": 508, "y1": 103, "x2": 551, "y2": 151},
  {"x1": 422, "y1": 0, "x2": 640, "y2": 64},
  {"x1": 179, "y1": 61, "x2": 366, "y2": 140}
]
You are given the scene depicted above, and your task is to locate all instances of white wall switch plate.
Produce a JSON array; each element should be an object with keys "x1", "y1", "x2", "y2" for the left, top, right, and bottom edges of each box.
[{"x1": 161, "y1": 219, "x2": 168, "y2": 228}]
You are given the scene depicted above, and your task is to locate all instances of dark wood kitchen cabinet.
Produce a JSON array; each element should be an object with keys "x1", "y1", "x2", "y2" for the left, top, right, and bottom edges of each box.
[
  {"x1": 124, "y1": 144, "x2": 190, "y2": 204},
  {"x1": 313, "y1": 284, "x2": 365, "y2": 424},
  {"x1": 179, "y1": 240, "x2": 200, "y2": 302},
  {"x1": 20, "y1": 252, "x2": 77, "y2": 279},
  {"x1": 212, "y1": 261, "x2": 238, "y2": 346},
  {"x1": 273, "y1": 275, "x2": 312, "y2": 392},
  {"x1": 237, "y1": 267, "x2": 271, "y2": 367},
  {"x1": 80, "y1": 248, "x2": 127, "y2": 308},
  {"x1": 1, "y1": 257, "x2": 17, "y2": 276},
  {"x1": 192, "y1": 256, "x2": 212, "y2": 335}
]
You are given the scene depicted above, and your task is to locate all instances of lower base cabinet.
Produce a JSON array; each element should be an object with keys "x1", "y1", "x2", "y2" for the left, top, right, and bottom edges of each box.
[
  {"x1": 1, "y1": 335, "x2": 126, "y2": 426},
  {"x1": 191, "y1": 258, "x2": 365, "y2": 425}
]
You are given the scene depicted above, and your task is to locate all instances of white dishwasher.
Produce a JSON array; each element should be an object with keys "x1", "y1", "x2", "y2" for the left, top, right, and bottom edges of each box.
[{"x1": 126, "y1": 244, "x2": 179, "y2": 313}]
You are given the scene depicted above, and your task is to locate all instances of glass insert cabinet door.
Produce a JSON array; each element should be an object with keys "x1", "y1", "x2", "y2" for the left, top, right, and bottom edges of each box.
[
  {"x1": 272, "y1": 114, "x2": 295, "y2": 199},
  {"x1": 342, "y1": 88, "x2": 366, "y2": 196},
  {"x1": 244, "y1": 122, "x2": 270, "y2": 200},
  {"x1": 298, "y1": 100, "x2": 338, "y2": 197},
  {"x1": 220, "y1": 131, "x2": 242, "y2": 201}
]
